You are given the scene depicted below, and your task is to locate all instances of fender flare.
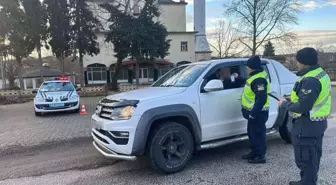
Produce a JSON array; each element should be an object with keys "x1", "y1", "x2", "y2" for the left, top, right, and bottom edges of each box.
[{"x1": 131, "y1": 104, "x2": 202, "y2": 155}]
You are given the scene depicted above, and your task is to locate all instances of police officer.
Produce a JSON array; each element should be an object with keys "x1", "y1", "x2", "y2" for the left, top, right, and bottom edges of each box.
[
  {"x1": 241, "y1": 56, "x2": 270, "y2": 164},
  {"x1": 279, "y1": 47, "x2": 331, "y2": 185}
]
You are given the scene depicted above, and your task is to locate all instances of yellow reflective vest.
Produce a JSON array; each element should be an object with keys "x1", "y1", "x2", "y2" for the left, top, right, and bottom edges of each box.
[
  {"x1": 289, "y1": 67, "x2": 331, "y2": 121},
  {"x1": 241, "y1": 71, "x2": 270, "y2": 111}
]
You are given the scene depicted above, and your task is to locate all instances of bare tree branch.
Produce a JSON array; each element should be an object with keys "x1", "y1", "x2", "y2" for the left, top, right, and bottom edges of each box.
[
  {"x1": 208, "y1": 19, "x2": 246, "y2": 58},
  {"x1": 224, "y1": 0, "x2": 300, "y2": 55}
]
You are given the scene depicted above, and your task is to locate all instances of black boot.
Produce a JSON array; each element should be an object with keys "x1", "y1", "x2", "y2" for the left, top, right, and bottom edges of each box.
[
  {"x1": 248, "y1": 156, "x2": 266, "y2": 164},
  {"x1": 242, "y1": 152, "x2": 255, "y2": 159},
  {"x1": 289, "y1": 181, "x2": 301, "y2": 185}
]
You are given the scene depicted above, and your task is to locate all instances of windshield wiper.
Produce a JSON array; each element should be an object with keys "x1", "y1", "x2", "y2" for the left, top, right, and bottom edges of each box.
[{"x1": 159, "y1": 84, "x2": 174, "y2": 87}]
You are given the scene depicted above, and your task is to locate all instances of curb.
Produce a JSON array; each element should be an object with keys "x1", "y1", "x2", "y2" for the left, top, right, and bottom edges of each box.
[{"x1": 0, "y1": 136, "x2": 92, "y2": 157}]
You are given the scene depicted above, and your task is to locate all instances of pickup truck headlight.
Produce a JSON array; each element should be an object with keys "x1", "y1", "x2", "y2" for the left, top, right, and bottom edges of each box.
[
  {"x1": 34, "y1": 97, "x2": 45, "y2": 102},
  {"x1": 110, "y1": 106, "x2": 135, "y2": 120},
  {"x1": 69, "y1": 95, "x2": 79, "y2": 100}
]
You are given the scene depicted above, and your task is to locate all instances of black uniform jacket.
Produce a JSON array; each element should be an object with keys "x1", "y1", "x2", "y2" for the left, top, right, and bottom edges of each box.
[{"x1": 281, "y1": 64, "x2": 327, "y2": 137}]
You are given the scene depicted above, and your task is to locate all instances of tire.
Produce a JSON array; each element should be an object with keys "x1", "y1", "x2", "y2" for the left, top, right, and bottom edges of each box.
[
  {"x1": 35, "y1": 111, "x2": 42, "y2": 116},
  {"x1": 148, "y1": 122, "x2": 194, "y2": 174},
  {"x1": 279, "y1": 116, "x2": 292, "y2": 144}
]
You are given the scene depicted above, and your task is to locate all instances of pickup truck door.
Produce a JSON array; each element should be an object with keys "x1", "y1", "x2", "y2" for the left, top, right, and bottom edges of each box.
[
  {"x1": 199, "y1": 63, "x2": 247, "y2": 142},
  {"x1": 263, "y1": 63, "x2": 281, "y2": 129},
  {"x1": 236, "y1": 62, "x2": 281, "y2": 133}
]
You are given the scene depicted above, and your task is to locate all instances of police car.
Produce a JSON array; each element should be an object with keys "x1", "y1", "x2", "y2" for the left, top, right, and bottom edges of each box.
[{"x1": 33, "y1": 77, "x2": 81, "y2": 116}]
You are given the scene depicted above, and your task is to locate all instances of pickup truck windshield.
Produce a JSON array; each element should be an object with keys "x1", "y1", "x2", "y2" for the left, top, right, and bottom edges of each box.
[
  {"x1": 152, "y1": 64, "x2": 209, "y2": 87},
  {"x1": 40, "y1": 82, "x2": 74, "y2": 92}
]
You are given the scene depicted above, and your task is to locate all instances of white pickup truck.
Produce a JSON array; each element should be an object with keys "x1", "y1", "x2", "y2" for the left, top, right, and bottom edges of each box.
[{"x1": 91, "y1": 58, "x2": 297, "y2": 173}]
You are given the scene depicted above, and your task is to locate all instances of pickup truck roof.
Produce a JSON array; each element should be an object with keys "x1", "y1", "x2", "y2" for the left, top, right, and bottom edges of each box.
[
  {"x1": 187, "y1": 58, "x2": 271, "y2": 65},
  {"x1": 182, "y1": 58, "x2": 298, "y2": 85}
]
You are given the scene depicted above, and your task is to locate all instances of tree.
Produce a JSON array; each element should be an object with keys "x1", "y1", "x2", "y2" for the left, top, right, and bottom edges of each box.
[
  {"x1": 44, "y1": 0, "x2": 73, "y2": 74},
  {"x1": 263, "y1": 41, "x2": 275, "y2": 56},
  {"x1": 208, "y1": 19, "x2": 245, "y2": 58},
  {"x1": 21, "y1": 0, "x2": 49, "y2": 81},
  {"x1": 0, "y1": 0, "x2": 36, "y2": 89},
  {"x1": 4, "y1": 59, "x2": 19, "y2": 89},
  {"x1": 71, "y1": 0, "x2": 101, "y2": 88},
  {"x1": 129, "y1": 0, "x2": 171, "y2": 86},
  {"x1": 224, "y1": 0, "x2": 300, "y2": 55},
  {"x1": 102, "y1": 0, "x2": 170, "y2": 87},
  {"x1": 101, "y1": 3, "x2": 133, "y2": 90}
]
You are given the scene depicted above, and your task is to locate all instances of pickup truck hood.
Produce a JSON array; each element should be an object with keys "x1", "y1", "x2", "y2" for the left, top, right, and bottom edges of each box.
[{"x1": 106, "y1": 87, "x2": 187, "y2": 102}]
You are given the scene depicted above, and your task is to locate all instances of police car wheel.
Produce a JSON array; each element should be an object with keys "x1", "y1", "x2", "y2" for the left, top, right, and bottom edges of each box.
[
  {"x1": 35, "y1": 111, "x2": 42, "y2": 116},
  {"x1": 279, "y1": 116, "x2": 292, "y2": 144},
  {"x1": 148, "y1": 122, "x2": 194, "y2": 174},
  {"x1": 74, "y1": 106, "x2": 80, "y2": 113}
]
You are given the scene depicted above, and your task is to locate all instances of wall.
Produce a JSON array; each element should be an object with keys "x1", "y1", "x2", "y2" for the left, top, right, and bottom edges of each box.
[
  {"x1": 157, "y1": 4, "x2": 186, "y2": 32},
  {"x1": 83, "y1": 32, "x2": 117, "y2": 68},
  {"x1": 165, "y1": 33, "x2": 195, "y2": 63}
]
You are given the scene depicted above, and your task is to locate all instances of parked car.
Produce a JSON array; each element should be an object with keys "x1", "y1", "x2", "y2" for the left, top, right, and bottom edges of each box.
[
  {"x1": 32, "y1": 77, "x2": 81, "y2": 116},
  {"x1": 91, "y1": 58, "x2": 297, "y2": 173}
]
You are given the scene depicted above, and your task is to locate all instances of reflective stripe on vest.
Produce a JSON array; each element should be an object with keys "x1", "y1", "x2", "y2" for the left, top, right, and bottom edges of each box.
[
  {"x1": 289, "y1": 68, "x2": 332, "y2": 121},
  {"x1": 241, "y1": 71, "x2": 270, "y2": 111}
]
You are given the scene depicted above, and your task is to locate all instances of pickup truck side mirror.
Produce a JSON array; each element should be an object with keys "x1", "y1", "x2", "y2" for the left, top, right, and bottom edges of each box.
[
  {"x1": 204, "y1": 80, "x2": 224, "y2": 92},
  {"x1": 32, "y1": 89, "x2": 38, "y2": 94}
]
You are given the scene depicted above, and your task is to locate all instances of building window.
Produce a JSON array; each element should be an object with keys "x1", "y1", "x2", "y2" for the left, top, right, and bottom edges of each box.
[
  {"x1": 87, "y1": 67, "x2": 106, "y2": 81},
  {"x1": 181, "y1": 41, "x2": 188, "y2": 52},
  {"x1": 118, "y1": 69, "x2": 129, "y2": 80}
]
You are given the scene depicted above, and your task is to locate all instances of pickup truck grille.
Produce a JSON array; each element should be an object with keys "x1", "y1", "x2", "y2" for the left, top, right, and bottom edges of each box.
[{"x1": 99, "y1": 105, "x2": 114, "y2": 119}]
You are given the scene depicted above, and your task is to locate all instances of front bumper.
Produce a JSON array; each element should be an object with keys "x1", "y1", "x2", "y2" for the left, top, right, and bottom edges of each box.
[
  {"x1": 92, "y1": 141, "x2": 137, "y2": 161},
  {"x1": 34, "y1": 101, "x2": 79, "y2": 112},
  {"x1": 91, "y1": 113, "x2": 140, "y2": 159}
]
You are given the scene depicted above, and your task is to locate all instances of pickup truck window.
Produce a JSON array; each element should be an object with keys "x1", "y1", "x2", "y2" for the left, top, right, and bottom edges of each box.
[
  {"x1": 206, "y1": 65, "x2": 246, "y2": 90},
  {"x1": 152, "y1": 64, "x2": 208, "y2": 87},
  {"x1": 242, "y1": 64, "x2": 271, "y2": 82},
  {"x1": 262, "y1": 65, "x2": 271, "y2": 82}
]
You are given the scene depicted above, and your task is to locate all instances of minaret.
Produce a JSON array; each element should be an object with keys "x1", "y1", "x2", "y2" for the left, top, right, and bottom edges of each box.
[{"x1": 194, "y1": 0, "x2": 212, "y2": 62}]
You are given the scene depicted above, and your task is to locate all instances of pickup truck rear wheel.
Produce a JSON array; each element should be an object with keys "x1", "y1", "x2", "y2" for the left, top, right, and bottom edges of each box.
[
  {"x1": 279, "y1": 116, "x2": 292, "y2": 144},
  {"x1": 149, "y1": 122, "x2": 194, "y2": 174}
]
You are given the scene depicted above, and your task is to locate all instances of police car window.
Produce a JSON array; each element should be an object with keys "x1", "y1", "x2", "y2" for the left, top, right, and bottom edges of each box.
[
  {"x1": 40, "y1": 82, "x2": 75, "y2": 92},
  {"x1": 206, "y1": 65, "x2": 245, "y2": 90}
]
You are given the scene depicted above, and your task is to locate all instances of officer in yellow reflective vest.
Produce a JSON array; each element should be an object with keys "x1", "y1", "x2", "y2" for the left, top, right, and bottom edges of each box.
[
  {"x1": 279, "y1": 47, "x2": 331, "y2": 185},
  {"x1": 241, "y1": 56, "x2": 270, "y2": 164}
]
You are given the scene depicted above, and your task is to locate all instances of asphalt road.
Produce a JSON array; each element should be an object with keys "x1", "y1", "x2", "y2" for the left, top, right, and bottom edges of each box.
[{"x1": 1, "y1": 121, "x2": 336, "y2": 185}]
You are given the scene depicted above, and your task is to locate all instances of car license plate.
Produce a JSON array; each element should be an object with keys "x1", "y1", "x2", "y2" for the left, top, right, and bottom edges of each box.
[{"x1": 49, "y1": 103, "x2": 64, "y2": 107}]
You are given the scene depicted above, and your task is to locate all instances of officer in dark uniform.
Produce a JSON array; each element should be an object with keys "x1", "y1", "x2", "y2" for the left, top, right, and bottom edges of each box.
[
  {"x1": 279, "y1": 47, "x2": 331, "y2": 185},
  {"x1": 241, "y1": 56, "x2": 270, "y2": 164}
]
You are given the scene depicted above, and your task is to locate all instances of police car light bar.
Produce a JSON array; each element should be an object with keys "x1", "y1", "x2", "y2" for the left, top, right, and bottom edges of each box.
[{"x1": 55, "y1": 76, "x2": 69, "y2": 81}]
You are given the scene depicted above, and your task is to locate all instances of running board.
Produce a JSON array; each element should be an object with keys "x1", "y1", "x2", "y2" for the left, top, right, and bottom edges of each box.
[{"x1": 199, "y1": 129, "x2": 278, "y2": 150}]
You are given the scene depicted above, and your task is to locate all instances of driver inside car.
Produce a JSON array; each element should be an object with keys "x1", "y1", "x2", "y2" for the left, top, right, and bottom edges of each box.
[{"x1": 209, "y1": 67, "x2": 244, "y2": 89}]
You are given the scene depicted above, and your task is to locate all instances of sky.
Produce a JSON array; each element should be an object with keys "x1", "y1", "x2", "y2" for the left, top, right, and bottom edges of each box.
[{"x1": 176, "y1": 0, "x2": 336, "y2": 54}]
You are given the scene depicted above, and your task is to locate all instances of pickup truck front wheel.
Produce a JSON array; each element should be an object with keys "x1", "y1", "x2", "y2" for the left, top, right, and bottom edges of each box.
[{"x1": 149, "y1": 122, "x2": 194, "y2": 174}]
